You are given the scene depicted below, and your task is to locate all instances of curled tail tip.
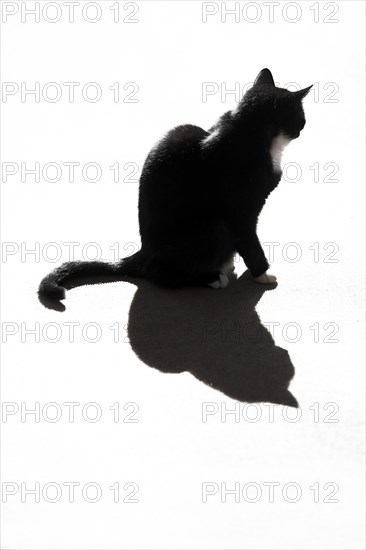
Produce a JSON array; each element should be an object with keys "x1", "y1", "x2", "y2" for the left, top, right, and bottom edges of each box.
[
  {"x1": 38, "y1": 281, "x2": 66, "y2": 311},
  {"x1": 38, "y1": 282, "x2": 66, "y2": 301}
]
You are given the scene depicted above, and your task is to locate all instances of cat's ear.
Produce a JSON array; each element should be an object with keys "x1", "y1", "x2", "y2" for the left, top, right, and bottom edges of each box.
[
  {"x1": 271, "y1": 390, "x2": 298, "y2": 408},
  {"x1": 293, "y1": 85, "x2": 313, "y2": 101},
  {"x1": 253, "y1": 68, "x2": 275, "y2": 88}
]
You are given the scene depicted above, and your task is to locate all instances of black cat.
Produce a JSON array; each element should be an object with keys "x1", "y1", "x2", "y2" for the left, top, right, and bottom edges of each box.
[{"x1": 39, "y1": 68, "x2": 312, "y2": 306}]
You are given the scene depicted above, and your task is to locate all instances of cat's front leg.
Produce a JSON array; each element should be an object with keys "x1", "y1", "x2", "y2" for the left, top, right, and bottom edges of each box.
[{"x1": 236, "y1": 229, "x2": 276, "y2": 284}]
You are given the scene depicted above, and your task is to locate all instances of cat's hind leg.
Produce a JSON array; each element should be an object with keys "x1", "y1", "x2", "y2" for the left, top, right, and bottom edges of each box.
[
  {"x1": 205, "y1": 256, "x2": 235, "y2": 289},
  {"x1": 188, "y1": 270, "x2": 229, "y2": 289},
  {"x1": 208, "y1": 271, "x2": 229, "y2": 289},
  {"x1": 144, "y1": 255, "x2": 227, "y2": 289},
  {"x1": 220, "y1": 256, "x2": 235, "y2": 275}
]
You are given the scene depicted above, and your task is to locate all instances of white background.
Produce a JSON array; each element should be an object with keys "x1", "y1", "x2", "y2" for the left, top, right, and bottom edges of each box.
[{"x1": 1, "y1": 1, "x2": 365, "y2": 548}]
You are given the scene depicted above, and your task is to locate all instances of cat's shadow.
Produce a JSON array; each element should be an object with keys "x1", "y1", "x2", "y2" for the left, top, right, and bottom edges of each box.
[{"x1": 41, "y1": 270, "x2": 298, "y2": 407}]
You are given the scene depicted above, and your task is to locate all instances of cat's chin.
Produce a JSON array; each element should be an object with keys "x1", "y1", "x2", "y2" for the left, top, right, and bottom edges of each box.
[{"x1": 252, "y1": 273, "x2": 277, "y2": 284}]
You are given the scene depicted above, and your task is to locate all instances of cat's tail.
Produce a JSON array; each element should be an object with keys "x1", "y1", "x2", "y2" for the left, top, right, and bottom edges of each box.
[{"x1": 38, "y1": 252, "x2": 144, "y2": 309}]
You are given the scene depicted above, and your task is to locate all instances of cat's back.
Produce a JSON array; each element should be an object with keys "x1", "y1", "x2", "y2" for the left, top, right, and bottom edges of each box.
[
  {"x1": 164, "y1": 124, "x2": 208, "y2": 148},
  {"x1": 143, "y1": 124, "x2": 208, "y2": 171},
  {"x1": 138, "y1": 124, "x2": 210, "y2": 233}
]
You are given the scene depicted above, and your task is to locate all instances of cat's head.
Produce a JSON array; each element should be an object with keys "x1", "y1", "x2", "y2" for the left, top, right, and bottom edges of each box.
[{"x1": 240, "y1": 68, "x2": 312, "y2": 140}]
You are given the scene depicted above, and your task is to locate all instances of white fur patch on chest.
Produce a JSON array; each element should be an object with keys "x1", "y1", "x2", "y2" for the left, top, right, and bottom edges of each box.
[{"x1": 270, "y1": 133, "x2": 291, "y2": 172}]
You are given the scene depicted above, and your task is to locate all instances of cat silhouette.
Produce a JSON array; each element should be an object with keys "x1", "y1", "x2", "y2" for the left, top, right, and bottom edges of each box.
[{"x1": 38, "y1": 68, "x2": 312, "y2": 301}]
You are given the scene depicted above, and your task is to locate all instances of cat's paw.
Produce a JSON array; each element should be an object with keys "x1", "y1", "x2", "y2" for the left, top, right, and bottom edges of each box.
[
  {"x1": 253, "y1": 272, "x2": 277, "y2": 284},
  {"x1": 208, "y1": 272, "x2": 229, "y2": 289}
]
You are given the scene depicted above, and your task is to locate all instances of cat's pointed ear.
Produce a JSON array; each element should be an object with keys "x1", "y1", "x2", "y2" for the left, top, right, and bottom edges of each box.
[
  {"x1": 253, "y1": 68, "x2": 275, "y2": 88},
  {"x1": 293, "y1": 85, "x2": 313, "y2": 101}
]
